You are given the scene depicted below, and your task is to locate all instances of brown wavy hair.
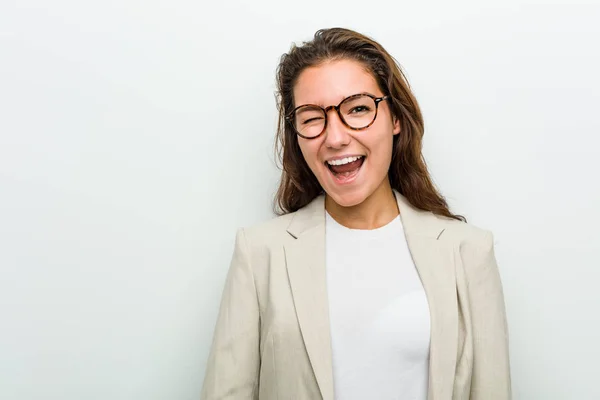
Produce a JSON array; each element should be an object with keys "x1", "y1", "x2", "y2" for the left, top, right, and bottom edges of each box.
[{"x1": 274, "y1": 27, "x2": 465, "y2": 222}]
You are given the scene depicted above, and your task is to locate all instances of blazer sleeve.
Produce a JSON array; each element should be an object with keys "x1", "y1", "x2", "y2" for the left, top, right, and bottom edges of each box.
[
  {"x1": 466, "y1": 231, "x2": 512, "y2": 399},
  {"x1": 201, "y1": 229, "x2": 260, "y2": 400}
]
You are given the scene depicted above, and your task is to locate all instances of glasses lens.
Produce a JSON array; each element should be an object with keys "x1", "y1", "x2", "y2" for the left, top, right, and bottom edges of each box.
[
  {"x1": 340, "y1": 95, "x2": 377, "y2": 129},
  {"x1": 293, "y1": 106, "x2": 325, "y2": 138}
]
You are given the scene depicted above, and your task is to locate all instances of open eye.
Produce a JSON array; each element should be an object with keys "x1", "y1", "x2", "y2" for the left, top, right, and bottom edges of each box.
[{"x1": 350, "y1": 105, "x2": 371, "y2": 114}]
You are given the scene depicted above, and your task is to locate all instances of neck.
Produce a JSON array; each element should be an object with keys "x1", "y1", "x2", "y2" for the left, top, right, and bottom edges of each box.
[{"x1": 325, "y1": 178, "x2": 399, "y2": 230}]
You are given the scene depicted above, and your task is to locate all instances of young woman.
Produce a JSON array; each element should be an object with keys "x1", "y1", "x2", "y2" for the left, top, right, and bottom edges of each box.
[{"x1": 201, "y1": 28, "x2": 511, "y2": 400}]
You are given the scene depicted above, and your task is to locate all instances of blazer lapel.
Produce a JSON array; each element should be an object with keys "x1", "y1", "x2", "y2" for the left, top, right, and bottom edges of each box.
[
  {"x1": 394, "y1": 191, "x2": 458, "y2": 400},
  {"x1": 284, "y1": 195, "x2": 334, "y2": 400}
]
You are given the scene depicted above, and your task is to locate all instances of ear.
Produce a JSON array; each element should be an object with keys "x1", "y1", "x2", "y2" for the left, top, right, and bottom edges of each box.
[{"x1": 392, "y1": 116, "x2": 401, "y2": 135}]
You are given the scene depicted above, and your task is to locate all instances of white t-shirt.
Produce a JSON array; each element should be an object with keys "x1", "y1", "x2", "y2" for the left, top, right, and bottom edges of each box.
[{"x1": 325, "y1": 211, "x2": 431, "y2": 400}]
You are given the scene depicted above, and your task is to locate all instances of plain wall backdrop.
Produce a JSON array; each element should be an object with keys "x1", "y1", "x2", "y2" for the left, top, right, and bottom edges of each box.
[{"x1": 1, "y1": 0, "x2": 599, "y2": 399}]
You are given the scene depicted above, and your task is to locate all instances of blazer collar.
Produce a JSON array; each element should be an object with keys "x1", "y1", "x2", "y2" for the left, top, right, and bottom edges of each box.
[
  {"x1": 284, "y1": 190, "x2": 457, "y2": 400},
  {"x1": 286, "y1": 190, "x2": 446, "y2": 239}
]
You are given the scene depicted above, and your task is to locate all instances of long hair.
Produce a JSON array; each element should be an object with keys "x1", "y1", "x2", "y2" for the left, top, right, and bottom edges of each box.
[{"x1": 274, "y1": 27, "x2": 465, "y2": 222}]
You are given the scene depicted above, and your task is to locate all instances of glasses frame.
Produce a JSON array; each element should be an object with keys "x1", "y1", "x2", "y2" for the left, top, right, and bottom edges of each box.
[{"x1": 286, "y1": 93, "x2": 391, "y2": 139}]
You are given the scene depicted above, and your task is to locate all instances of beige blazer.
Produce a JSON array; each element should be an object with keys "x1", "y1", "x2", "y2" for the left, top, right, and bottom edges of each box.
[{"x1": 201, "y1": 190, "x2": 511, "y2": 399}]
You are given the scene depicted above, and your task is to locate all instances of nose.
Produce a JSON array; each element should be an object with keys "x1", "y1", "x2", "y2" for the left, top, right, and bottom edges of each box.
[{"x1": 323, "y1": 109, "x2": 351, "y2": 149}]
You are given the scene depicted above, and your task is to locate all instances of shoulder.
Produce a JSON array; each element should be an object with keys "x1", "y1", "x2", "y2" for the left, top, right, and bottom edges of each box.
[
  {"x1": 231, "y1": 212, "x2": 300, "y2": 287},
  {"x1": 394, "y1": 190, "x2": 492, "y2": 249},
  {"x1": 435, "y1": 215, "x2": 494, "y2": 248},
  {"x1": 433, "y1": 215, "x2": 499, "y2": 283},
  {"x1": 238, "y1": 194, "x2": 324, "y2": 250},
  {"x1": 433, "y1": 214, "x2": 497, "y2": 273},
  {"x1": 235, "y1": 211, "x2": 296, "y2": 253}
]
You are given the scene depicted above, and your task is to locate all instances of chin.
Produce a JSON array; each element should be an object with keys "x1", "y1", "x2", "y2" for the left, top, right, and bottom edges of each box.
[{"x1": 325, "y1": 188, "x2": 369, "y2": 209}]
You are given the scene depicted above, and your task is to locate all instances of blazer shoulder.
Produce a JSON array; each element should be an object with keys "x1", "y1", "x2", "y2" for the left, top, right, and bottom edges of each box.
[
  {"x1": 240, "y1": 211, "x2": 296, "y2": 249},
  {"x1": 233, "y1": 212, "x2": 298, "y2": 282},
  {"x1": 435, "y1": 214, "x2": 493, "y2": 248},
  {"x1": 435, "y1": 216, "x2": 500, "y2": 284}
]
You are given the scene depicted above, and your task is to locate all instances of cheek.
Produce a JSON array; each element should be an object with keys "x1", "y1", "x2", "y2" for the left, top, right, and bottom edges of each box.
[
  {"x1": 297, "y1": 142, "x2": 309, "y2": 165},
  {"x1": 298, "y1": 140, "x2": 320, "y2": 166},
  {"x1": 366, "y1": 129, "x2": 395, "y2": 169},
  {"x1": 379, "y1": 121, "x2": 396, "y2": 153},
  {"x1": 367, "y1": 124, "x2": 394, "y2": 150}
]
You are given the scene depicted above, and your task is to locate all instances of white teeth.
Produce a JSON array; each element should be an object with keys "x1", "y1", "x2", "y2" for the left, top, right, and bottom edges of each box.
[{"x1": 327, "y1": 156, "x2": 363, "y2": 166}]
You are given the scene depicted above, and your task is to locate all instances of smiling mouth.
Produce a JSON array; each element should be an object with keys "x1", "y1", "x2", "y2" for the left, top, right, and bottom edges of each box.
[{"x1": 325, "y1": 156, "x2": 366, "y2": 181}]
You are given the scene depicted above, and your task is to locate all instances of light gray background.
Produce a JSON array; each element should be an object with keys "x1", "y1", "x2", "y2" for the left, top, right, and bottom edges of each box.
[{"x1": 1, "y1": 0, "x2": 599, "y2": 399}]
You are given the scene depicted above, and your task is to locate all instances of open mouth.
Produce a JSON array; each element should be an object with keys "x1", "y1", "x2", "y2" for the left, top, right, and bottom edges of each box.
[{"x1": 325, "y1": 156, "x2": 366, "y2": 184}]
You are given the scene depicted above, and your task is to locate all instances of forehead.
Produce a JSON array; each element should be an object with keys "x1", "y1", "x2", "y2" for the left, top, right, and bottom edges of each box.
[{"x1": 293, "y1": 59, "x2": 380, "y2": 107}]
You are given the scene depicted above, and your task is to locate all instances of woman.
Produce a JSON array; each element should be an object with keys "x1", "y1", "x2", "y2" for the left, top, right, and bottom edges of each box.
[{"x1": 201, "y1": 28, "x2": 511, "y2": 400}]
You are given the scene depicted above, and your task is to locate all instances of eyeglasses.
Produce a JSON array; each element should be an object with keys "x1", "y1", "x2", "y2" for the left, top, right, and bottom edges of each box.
[{"x1": 286, "y1": 93, "x2": 391, "y2": 139}]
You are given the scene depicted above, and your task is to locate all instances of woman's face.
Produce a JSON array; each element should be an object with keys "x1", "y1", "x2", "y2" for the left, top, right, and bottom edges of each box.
[{"x1": 293, "y1": 59, "x2": 400, "y2": 208}]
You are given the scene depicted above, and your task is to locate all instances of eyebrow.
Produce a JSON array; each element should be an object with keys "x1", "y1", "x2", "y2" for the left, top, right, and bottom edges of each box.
[{"x1": 296, "y1": 91, "x2": 378, "y2": 108}]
